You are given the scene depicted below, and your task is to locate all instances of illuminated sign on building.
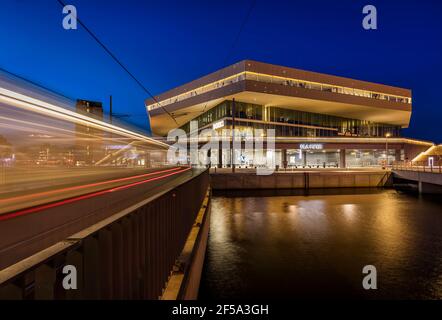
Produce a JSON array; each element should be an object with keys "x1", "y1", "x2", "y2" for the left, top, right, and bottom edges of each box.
[
  {"x1": 212, "y1": 120, "x2": 225, "y2": 130},
  {"x1": 299, "y1": 143, "x2": 323, "y2": 150}
]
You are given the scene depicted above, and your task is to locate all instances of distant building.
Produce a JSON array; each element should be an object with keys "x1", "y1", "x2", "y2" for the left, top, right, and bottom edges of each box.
[
  {"x1": 75, "y1": 99, "x2": 105, "y2": 165},
  {"x1": 76, "y1": 99, "x2": 104, "y2": 119}
]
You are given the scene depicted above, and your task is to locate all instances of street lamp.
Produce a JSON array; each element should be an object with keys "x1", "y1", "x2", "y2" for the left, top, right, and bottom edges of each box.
[{"x1": 385, "y1": 132, "x2": 391, "y2": 168}]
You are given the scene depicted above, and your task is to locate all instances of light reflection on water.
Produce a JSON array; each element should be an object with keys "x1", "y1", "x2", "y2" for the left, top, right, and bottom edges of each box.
[{"x1": 199, "y1": 189, "x2": 442, "y2": 299}]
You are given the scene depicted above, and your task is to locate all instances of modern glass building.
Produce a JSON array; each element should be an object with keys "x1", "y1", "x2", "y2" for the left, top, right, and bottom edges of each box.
[{"x1": 146, "y1": 60, "x2": 433, "y2": 168}]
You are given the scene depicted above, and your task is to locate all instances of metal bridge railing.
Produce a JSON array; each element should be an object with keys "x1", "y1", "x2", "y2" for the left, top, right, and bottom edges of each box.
[
  {"x1": 0, "y1": 169, "x2": 210, "y2": 300},
  {"x1": 392, "y1": 161, "x2": 442, "y2": 174}
]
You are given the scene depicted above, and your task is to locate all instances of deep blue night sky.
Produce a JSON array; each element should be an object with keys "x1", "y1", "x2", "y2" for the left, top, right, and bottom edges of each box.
[{"x1": 1, "y1": 0, "x2": 441, "y2": 141}]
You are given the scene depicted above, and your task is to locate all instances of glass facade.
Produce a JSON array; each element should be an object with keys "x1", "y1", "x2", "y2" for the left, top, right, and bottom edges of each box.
[
  {"x1": 243, "y1": 72, "x2": 411, "y2": 104},
  {"x1": 287, "y1": 149, "x2": 340, "y2": 168},
  {"x1": 345, "y1": 149, "x2": 396, "y2": 167},
  {"x1": 177, "y1": 99, "x2": 406, "y2": 169},
  {"x1": 267, "y1": 107, "x2": 400, "y2": 137},
  {"x1": 201, "y1": 148, "x2": 400, "y2": 169},
  {"x1": 180, "y1": 100, "x2": 401, "y2": 138},
  {"x1": 180, "y1": 100, "x2": 262, "y2": 132},
  {"x1": 198, "y1": 148, "x2": 280, "y2": 169}
]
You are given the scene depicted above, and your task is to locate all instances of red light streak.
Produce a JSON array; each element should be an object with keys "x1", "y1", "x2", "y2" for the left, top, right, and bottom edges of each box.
[
  {"x1": 0, "y1": 167, "x2": 182, "y2": 204},
  {"x1": 0, "y1": 167, "x2": 191, "y2": 222}
]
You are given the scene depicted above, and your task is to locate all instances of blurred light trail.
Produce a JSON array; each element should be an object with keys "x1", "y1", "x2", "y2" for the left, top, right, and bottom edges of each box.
[
  {"x1": 0, "y1": 166, "x2": 191, "y2": 222},
  {"x1": 0, "y1": 87, "x2": 168, "y2": 148},
  {"x1": 0, "y1": 166, "x2": 182, "y2": 204},
  {"x1": 0, "y1": 114, "x2": 118, "y2": 143},
  {"x1": 0, "y1": 68, "x2": 176, "y2": 207}
]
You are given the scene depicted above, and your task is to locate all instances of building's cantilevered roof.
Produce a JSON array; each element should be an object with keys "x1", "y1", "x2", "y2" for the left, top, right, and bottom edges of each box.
[{"x1": 146, "y1": 60, "x2": 412, "y2": 136}]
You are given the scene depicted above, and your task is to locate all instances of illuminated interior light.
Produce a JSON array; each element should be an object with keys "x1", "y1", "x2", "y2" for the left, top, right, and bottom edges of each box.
[{"x1": 146, "y1": 70, "x2": 411, "y2": 110}]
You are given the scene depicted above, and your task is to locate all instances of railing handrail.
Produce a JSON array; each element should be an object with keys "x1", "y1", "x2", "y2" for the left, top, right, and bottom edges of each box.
[{"x1": 392, "y1": 160, "x2": 442, "y2": 173}]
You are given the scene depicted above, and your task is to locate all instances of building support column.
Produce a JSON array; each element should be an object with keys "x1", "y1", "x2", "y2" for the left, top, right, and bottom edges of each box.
[
  {"x1": 395, "y1": 149, "x2": 401, "y2": 162},
  {"x1": 218, "y1": 142, "x2": 222, "y2": 168},
  {"x1": 282, "y1": 149, "x2": 288, "y2": 169},
  {"x1": 231, "y1": 98, "x2": 236, "y2": 173},
  {"x1": 340, "y1": 149, "x2": 346, "y2": 168}
]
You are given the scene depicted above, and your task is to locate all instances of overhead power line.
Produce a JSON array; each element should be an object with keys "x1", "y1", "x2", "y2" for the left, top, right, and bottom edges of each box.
[
  {"x1": 0, "y1": 66, "x2": 75, "y2": 102},
  {"x1": 223, "y1": 0, "x2": 257, "y2": 67},
  {"x1": 198, "y1": 0, "x2": 256, "y2": 116},
  {"x1": 56, "y1": 0, "x2": 178, "y2": 125}
]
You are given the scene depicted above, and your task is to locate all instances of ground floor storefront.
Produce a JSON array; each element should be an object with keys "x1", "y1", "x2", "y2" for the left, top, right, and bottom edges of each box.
[{"x1": 196, "y1": 138, "x2": 432, "y2": 169}]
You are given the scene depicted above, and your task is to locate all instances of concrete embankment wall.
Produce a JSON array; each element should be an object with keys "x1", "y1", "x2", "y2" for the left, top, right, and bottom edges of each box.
[{"x1": 210, "y1": 170, "x2": 392, "y2": 190}]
